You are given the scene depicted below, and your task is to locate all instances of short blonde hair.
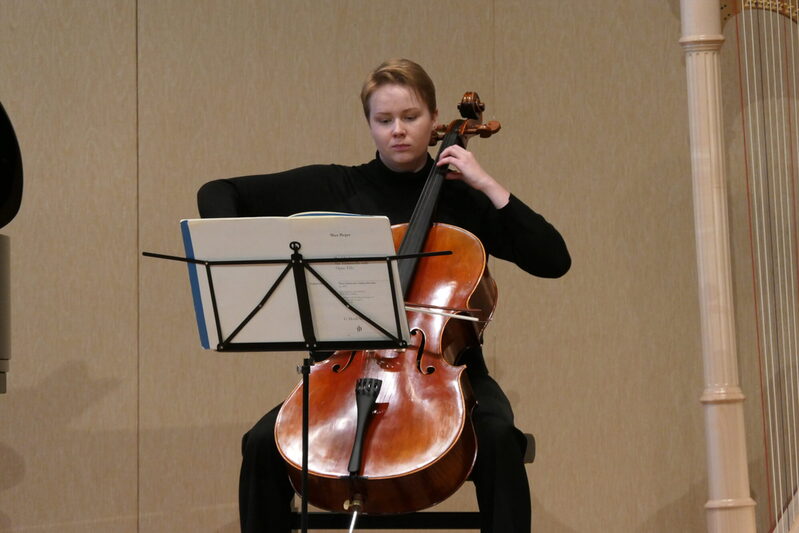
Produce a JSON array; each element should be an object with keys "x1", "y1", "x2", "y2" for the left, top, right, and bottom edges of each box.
[{"x1": 360, "y1": 59, "x2": 437, "y2": 119}]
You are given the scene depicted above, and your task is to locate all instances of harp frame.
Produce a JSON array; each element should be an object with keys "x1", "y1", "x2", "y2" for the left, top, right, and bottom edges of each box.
[{"x1": 680, "y1": 1, "x2": 758, "y2": 532}]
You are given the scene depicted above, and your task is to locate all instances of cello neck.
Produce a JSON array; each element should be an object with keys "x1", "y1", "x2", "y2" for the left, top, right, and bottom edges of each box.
[
  {"x1": 396, "y1": 127, "x2": 463, "y2": 295},
  {"x1": 395, "y1": 91, "x2": 501, "y2": 296}
]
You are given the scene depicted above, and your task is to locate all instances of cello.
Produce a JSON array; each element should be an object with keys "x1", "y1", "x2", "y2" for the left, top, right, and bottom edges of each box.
[{"x1": 274, "y1": 92, "x2": 501, "y2": 515}]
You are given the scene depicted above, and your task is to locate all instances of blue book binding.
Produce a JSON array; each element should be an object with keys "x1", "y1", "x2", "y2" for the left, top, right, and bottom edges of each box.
[{"x1": 181, "y1": 220, "x2": 210, "y2": 348}]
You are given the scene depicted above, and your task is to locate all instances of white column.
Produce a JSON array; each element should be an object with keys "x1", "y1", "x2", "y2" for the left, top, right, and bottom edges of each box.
[{"x1": 679, "y1": 1, "x2": 757, "y2": 531}]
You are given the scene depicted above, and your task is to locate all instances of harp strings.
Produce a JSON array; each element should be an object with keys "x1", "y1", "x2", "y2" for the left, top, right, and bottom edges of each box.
[{"x1": 739, "y1": 0, "x2": 799, "y2": 529}]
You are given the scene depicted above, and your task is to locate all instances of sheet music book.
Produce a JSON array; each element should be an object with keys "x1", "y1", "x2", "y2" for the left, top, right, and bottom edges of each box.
[{"x1": 180, "y1": 214, "x2": 409, "y2": 350}]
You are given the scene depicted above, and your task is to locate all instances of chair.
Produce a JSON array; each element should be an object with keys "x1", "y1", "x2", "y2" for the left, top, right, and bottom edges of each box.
[{"x1": 290, "y1": 432, "x2": 535, "y2": 531}]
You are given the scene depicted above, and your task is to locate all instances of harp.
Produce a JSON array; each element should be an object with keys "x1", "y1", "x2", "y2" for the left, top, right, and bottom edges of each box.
[{"x1": 681, "y1": 1, "x2": 799, "y2": 531}]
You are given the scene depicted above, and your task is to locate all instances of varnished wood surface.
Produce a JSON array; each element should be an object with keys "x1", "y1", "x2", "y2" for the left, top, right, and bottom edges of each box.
[{"x1": 275, "y1": 224, "x2": 487, "y2": 513}]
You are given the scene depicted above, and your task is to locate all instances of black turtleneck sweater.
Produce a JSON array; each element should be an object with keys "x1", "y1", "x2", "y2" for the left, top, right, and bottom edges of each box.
[{"x1": 197, "y1": 156, "x2": 570, "y2": 279}]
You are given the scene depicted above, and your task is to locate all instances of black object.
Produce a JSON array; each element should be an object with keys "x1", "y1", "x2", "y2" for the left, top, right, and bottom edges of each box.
[
  {"x1": 348, "y1": 377, "x2": 383, "y2": 474},
  {"x1": 290, "y1": 511, "x2": 482, "y2": 529},
  {"x1": 0, "y1": 102, "x2": 23, "y2": 229}
]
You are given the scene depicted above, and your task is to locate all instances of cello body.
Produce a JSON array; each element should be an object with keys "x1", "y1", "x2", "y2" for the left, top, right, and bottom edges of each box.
[{"x1": 274, "y1": 222, "x2": 497, "y2": 514}]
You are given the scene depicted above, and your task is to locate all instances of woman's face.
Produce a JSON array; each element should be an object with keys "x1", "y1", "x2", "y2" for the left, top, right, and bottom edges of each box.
[{"x1": 368, "y1": 84, "x2": 437, "y2": 173}]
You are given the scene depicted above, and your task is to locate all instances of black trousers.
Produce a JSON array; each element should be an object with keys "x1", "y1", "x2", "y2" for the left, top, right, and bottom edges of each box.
[{"x1": 239, "y1": 371, "x2": 531, "y2": 533}]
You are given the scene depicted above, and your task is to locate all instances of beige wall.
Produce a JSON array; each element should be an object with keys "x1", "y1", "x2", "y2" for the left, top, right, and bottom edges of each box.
[{"x1": 0, "y1": 0, "x2": 722, "y2": 532}]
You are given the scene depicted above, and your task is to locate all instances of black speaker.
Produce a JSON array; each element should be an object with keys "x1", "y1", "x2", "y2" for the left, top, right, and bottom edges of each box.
[
  {"x1": 0, "y1": 102, "x2": 23, "y2": 229},
  {"x1": 0, "y1": 102, "x2": 20, "y2": 392}
]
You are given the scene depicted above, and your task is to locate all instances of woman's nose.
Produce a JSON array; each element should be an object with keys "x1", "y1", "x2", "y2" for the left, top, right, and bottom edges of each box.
[{"x1": 391, "y1": 120, "x2": 405, "y2": 135}]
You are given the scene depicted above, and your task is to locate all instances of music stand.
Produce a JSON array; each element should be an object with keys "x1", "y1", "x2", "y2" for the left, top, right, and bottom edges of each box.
[{"x1": 144, "y1": 215, "x2": 450, "y2": 533}]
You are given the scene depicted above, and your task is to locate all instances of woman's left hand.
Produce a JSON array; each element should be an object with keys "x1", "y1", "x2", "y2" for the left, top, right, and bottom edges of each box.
[{"x1": 436, "y1": 144, "x2": 510, "y2": 209}]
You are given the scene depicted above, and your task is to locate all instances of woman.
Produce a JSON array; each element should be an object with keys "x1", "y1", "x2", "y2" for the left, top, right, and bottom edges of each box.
[{"x1": 198, "y1": 58, "x2": 570, "y2": 533}]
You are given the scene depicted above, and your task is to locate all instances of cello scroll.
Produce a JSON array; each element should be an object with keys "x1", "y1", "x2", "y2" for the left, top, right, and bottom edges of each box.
[{"x1": 429, "y1": 92, "x2": 501, "y2": 145}]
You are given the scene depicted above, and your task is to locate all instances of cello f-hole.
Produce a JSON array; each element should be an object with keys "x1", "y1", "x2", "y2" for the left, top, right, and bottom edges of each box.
[
  {"x1": 410, "y1": 328, "x2": 434, "y2": 375},
  {"x1": 332, "y1": 351, "x2": 356, "y2": 373}
]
